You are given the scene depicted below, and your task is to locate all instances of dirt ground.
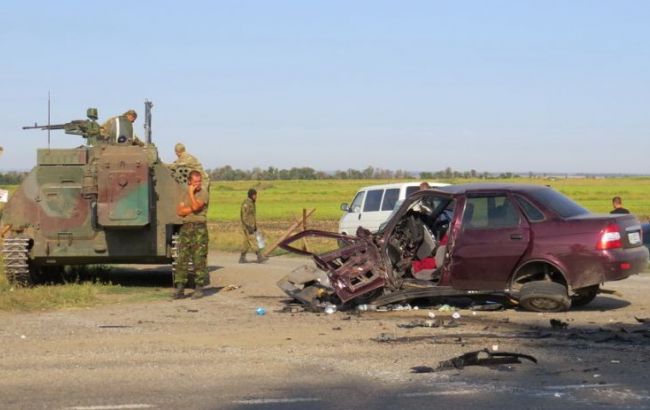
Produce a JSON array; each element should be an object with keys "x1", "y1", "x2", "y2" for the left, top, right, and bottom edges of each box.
[{"x1": 1, "y1": 252, "x2": 650, "y2": 410}]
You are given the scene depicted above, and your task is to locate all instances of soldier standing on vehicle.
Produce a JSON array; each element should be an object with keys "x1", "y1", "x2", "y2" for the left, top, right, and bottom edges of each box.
[
  {"x1": 610, "y1": 196, "x2": 630, "y2": 214},
  {"x1": 174, "y1": 170, "x2": 210, "y2": 299},
  {"x1": 239, "y1": 188, "x2": 268, "y2": 264},
  {"x1": 100, "y1": 109, "x2": 144, "y2": 146},
  {"x1": 169, "y1": 143, "x2": 209, "y2": 182}
]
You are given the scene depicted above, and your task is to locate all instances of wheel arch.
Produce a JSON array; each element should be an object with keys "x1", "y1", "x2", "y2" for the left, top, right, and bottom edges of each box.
[{"x1": 509, "y1": 258, "x2": 570, "y2": 292}]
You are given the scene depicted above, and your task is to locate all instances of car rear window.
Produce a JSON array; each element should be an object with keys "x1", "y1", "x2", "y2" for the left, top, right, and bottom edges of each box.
[
  {"x1": 527, "y1": 188, "x2": 589, "y2": 218},
  {"x1": 381, "y1": 188, "x2": 400, "y2": 211},
  {"x1": 515, "y1": 195, "x2": 545, "y2": 222},
  {"x1": 364, "y1": 189, "x2": 383, "y2": 212}
]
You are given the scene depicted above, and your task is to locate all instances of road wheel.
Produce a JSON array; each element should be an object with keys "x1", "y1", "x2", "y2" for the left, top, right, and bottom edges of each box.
[
  {"x1": 519, "y1": 281, "x2": 570, "y2": 312},
  {"x1": 571, "y1": 285, "x2": 599, "y2": 307}
]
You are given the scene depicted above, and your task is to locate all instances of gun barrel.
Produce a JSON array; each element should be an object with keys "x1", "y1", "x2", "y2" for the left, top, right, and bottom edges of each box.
[{"x1": 22, "y1": 123, "x2": 66, "y2": 130}]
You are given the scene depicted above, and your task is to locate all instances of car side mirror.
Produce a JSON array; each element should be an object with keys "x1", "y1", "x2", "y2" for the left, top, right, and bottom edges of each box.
[{"x1": 340, "y1": 203, "x2": 350, "y2": 212}]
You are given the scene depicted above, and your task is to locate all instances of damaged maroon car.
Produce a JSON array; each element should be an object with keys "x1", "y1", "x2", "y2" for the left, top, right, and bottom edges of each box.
[{"x1": 278, "y1": 184, "x2": 649, "y2": 312}]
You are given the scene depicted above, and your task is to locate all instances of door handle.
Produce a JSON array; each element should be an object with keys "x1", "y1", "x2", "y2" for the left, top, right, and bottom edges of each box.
[{"x1": 510, "y1": 234, "x2": 523, "y2": 240}]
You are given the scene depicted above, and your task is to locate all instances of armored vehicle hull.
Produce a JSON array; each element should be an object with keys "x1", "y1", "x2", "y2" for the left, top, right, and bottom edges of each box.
[{"x1": 1, "y1": 133, "x2": 186, "y2": 284}]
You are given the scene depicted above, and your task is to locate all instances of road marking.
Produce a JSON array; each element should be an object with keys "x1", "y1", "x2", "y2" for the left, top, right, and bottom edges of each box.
[
  {"x1": 399, "y1": 390, "x2": 481, "y2": 397},
  {"x1": 232, "y1": 397, "x2": 322, "y2": 405},
  {"x1": 66, "y1": 405, "x2": 154, "y2": 410},
  {"x1": 542, "y1": 383, "x2": 620, "y2": 391}
]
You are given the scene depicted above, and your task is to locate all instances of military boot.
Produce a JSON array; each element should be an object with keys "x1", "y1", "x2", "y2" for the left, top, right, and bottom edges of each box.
[
  {"x1": 172, "y1": 284, "x2": 185, "y2": 300},
  {"x1": 192, "y1": 286, "x2": 204, "y2": 300},
  {"x1": 256, "y1": 252, "x2": 269, "y2": 264},
  {"x1": 238, "y1": 252, "x2": 247, "y2": 264}
]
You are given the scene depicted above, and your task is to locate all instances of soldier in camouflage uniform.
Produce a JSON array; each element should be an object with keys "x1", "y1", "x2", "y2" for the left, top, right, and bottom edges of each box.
[
  {"x1": 100, "y1": 109, "x2": 145, "y2": 146},
  {"x1": 239, "y1": 188, "x2": 268, "y2": 264},
  {"x1": 174, "y1": 170, "x2": 210, "y2": 299},
  {"x1": 169, "y1": 143, "x2": 209, "y2": 183}
]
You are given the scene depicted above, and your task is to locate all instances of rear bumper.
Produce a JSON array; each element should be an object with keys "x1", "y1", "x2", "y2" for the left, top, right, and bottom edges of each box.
[{"x1": 601, "y1": 246, "x2": 649, "y2": 282}]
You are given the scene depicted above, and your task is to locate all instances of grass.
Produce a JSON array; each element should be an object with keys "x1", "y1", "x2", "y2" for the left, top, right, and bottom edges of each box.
[
  {"x1": 208, "y1": 178, "x2": 650, "y2": 222},
  {"x1": 0, "y1": 262, "x2": 169, "y2": 312}
]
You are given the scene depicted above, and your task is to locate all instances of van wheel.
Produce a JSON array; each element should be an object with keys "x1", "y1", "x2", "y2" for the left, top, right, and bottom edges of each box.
[
  {"x1": 519, "y1": 281, "x2": 570, "y2": 312},
  {"x1": 571, "y1": 285, "x2": 599, "y2": 307}
]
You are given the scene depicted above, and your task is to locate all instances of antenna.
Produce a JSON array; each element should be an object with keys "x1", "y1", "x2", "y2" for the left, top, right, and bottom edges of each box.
[{"x1": 47, "y1": 91, "x2": 51, "y2": 150}]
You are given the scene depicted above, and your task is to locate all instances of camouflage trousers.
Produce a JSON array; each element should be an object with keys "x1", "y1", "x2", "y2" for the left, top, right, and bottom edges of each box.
[
  {"x1": 241, "y1": 228, "x2": 259, "y2": 254},
  {"x1": 175, "y1": 222, "x2": 209, "y2": 286}
]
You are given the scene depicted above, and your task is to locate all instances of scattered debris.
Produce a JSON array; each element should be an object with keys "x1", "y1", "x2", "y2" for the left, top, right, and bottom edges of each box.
[
  {"x1": 255, "y1": 307, "x2": 266, "y2": 316},
  {"x1": 96, "y1": 325, "x2": 132, "y2": 328},
  {"x1": 451, "y1": 312, "x2": 461, "y2": 320},
  {"x1": 324, "y1": 304, "x2": 337, "y2": 315},
  {"x1": 374, "y1": 333, "x2": 398, "y2": 342},
  {"x1": 438, "y1": 304, "x2": 454, "y2": 312},
  {"x1": 223, "y1": 284, "x2": 241, "y2": 292},
  {"x1": 550, "y1": 319, "x2": 569, "y2": 329},
  {"x1": 280, "y1": 305, "x2": 305, "y2": 313},
  {"x1": 411, "y1": 348, "x2": 538, "y2": 373},
  {"x1": 470, "y1": 301, "x2": 504, "y2": 311},
  {"x1": 397, "y1": 319, "x2": 440, "y2": 329},
  {"x1": 332, "y1": 327, "x2": 342, "y2": 331}
]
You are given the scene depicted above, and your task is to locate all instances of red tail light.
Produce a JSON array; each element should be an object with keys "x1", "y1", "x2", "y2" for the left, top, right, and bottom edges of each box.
[{"x1": 597, "y1": 224, "x2": 622, "y2": 250}]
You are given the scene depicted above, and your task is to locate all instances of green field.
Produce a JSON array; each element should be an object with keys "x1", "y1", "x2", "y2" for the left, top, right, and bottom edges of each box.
[
  {"x1": 209, "y1": 178, "x2": 650, "y2": 223},
  {"x1": 3, "y1": 177, "x2": 650, "y2": 223}
]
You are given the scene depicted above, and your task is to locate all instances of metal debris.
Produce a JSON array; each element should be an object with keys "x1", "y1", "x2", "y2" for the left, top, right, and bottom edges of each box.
[
  {"x1": 550, "y1": 319, "x2": 569, "y2": 329},
  {"x1": 411, "y1": 348, "x2": 538, "y2": 373}
]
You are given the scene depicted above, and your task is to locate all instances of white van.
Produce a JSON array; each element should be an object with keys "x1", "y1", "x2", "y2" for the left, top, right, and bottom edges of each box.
[{"x1": 338, "y1": 182, "x2": 449, "y2": 235}]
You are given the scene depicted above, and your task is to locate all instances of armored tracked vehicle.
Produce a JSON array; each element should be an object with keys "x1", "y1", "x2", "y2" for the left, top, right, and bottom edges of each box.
[{"x1": 1, "y1": 102, "x2": 188, "y2": 285}]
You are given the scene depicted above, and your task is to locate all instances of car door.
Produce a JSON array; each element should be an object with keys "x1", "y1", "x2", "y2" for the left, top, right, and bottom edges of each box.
[
  {"x1": 449, "y1": 193, "x2": 530, "y2": 290},
  {"x1": 339, "y1": 190, "x2": 365, "y2": 235}
]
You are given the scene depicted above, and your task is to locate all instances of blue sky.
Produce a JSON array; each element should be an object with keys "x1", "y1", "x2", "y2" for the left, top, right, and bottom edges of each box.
[{"x1": 1, "y1": 1, "x2": 649, "y2": 174}]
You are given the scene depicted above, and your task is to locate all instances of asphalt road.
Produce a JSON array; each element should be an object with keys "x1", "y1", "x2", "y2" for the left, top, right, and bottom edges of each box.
[{"x1": 1, "y1": 253, "x2": 650, "y2": 410}]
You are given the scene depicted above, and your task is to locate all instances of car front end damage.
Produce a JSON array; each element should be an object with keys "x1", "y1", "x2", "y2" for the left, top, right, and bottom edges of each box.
[{"x1": 277, "y1": 229, "x2": 388, "y2": 307}]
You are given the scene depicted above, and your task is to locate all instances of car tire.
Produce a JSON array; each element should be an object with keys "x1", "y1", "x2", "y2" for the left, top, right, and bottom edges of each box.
[
  {"x1": 570, "y1": 285, "x2": 599, "y2": 307},
  {"x1": 519, "y1": 281, "x2": 571, "y2": 312}
]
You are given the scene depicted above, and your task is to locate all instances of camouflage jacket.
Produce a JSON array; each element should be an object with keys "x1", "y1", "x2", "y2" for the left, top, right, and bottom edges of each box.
[
  {"x1": 240, "y1": 197, "x2": 256, "y2": 233},
  {"x1": 100, "y1": 116, "x2": 144, "y2": 146}
]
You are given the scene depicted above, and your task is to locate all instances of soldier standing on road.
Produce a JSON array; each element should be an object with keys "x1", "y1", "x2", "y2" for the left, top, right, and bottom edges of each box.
[
  {"x1": 610, "y1": 196, "x2": 630, "y2": 214},
  {"x1": 174, "y1": 170, "x2": 210, "y2": 299},
  {"x1": 239, "y1": 188, "x2": 268, "y2": 264},
  {"x1": 100, "y1": 109, "x2": 144, "y2": 146}
]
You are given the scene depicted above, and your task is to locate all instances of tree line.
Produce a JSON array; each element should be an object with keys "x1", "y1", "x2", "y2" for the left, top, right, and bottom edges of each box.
[
  {"x1": 0, "y1": 166, "x2": 518, "y2": 185},
  {"x1": 207, "y1": 165, "x2": 509, "y2": 180}
]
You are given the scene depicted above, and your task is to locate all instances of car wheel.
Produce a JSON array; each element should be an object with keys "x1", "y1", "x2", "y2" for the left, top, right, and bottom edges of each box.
[
  {"x1": 519, "y1": 281, "x2": 570, "y2": 312},
  {"x1": 571, "y1": 285, "x2": 599, "y2": 307}
]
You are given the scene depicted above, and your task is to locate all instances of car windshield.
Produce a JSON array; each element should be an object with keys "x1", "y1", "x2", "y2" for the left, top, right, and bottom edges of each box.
[{"x1": 528, "y1": 188, "x2": 589, "y2": 218}]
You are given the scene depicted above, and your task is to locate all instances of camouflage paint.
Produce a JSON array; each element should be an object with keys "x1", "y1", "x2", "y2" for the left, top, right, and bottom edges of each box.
[{"x1": 1, "y1": 142, "x2": 185, "y2": 266}]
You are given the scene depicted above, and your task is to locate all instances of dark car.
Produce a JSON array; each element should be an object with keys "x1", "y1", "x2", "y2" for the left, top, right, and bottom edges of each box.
[{"x1": 278, "y1": 183, "x2": 649, "y2": 312}]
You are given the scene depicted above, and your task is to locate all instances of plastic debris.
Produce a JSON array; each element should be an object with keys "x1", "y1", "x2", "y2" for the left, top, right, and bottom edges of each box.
[
  {"x1": 357, "y1": 304, "x2": 377, "y2": 312},
  {"x1": 427, "y1": 311, "x2": 436, "y2": 319},
  {"x1": 451, "y1": 312, "x2": 461, "y2": 320},
  {"x1": 438, "y1": 304, "x2": 453, "y2": 312},
  {"x1": 256, "y1": 307, "x2": 266, "y2": 316},
  {"x1": 324, "y1": 304, "x2": 337, "y2": 315}
]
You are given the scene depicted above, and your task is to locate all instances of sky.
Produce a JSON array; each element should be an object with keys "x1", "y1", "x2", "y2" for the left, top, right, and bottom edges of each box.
[{"x1": 1, "y1": 1, "x2": 649, "y2": 174}]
